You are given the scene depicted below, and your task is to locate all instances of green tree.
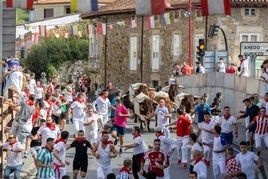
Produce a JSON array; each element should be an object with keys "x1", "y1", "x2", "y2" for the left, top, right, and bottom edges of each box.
[{"x1": 24, "y1": 37, "x2": 88, "y2": 79}]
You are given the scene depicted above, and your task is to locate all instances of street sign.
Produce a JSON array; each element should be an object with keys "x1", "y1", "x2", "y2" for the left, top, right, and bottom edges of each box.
[{"x1": 240, "y1": 42, "x2": 268, "y2": 56}]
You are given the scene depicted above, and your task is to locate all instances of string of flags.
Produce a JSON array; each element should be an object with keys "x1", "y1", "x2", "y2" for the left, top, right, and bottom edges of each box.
[{"x1": 18, "y1": 12, "x2": 172, "y2": 41}]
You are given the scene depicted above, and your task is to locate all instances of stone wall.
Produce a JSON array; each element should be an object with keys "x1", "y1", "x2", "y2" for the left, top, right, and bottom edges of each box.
[
  {"x1": 177, "y1": 72, "x2": 266, "y2": 116},
  {"x1": 91, "y1": 6, "x2": 268, "y2": 91}
]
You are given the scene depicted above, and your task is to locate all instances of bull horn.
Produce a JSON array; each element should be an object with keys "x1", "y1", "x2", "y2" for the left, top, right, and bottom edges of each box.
[
  {"x1": 194, "y1": 95, "x2": 201, "y2": 98},
  {"x1": 178, "y1": 85, "x2": 184, "y2": 88},
  {"x1": 171, "y1": 102, "x2": 179, "y2": 109}
]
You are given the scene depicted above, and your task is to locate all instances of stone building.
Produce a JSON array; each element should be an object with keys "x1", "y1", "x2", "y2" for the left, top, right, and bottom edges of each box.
[{"x1": 81, "y1": 0, "x2": 268, "y2": 91}]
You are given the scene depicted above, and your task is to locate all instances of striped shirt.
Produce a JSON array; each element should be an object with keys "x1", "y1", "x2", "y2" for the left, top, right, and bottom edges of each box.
[
  {"x1": 37, "y1": 147, "x2": 54, "y2": 178},
  {"x1": 254, "y1": 114, "x2": 268, "y2": 134}
]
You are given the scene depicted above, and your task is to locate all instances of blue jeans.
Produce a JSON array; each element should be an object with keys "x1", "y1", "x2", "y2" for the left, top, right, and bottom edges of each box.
[
  {"x1": 221, "y1": 132, "x2": 233, "y2": 144},
  {"x1": 4, "y1": 164, "x2": 22, "y2": 179}
]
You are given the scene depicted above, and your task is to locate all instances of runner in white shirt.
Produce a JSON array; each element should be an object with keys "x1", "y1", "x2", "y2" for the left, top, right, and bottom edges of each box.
[
  {"x1": 83, "y1": 108, "x2": 103, "y2": 144},
  {"x1": 29, "y1": 73, "x2": 37, "y2": 95},
  {"x1": 121, "y1": 126, "x2": 146, "y2": 179},
  {"x1": 218, "y1": 106, "x2": 238, "y2": 145},
  {"x1": 200, "y1": 112, "x2": 215, "y2": 166},
  {"x1": 53, "y1": 131, "x2": 70, "y2": 179},
  {"x1": 189, "y1": 133, "x2": 203, "y2": 172},
  {"x1": 0, "y1": 135, "x2": 24, "y2": 179},
  {"x1": 192, "y1": 150, "x2": 207, "y2": 179},
  {"x1": 235, "y1": 141, "x2": 263, "y2": 179},
  {"x1": 212, "y1": 125, "x2": 229, "y2": 179},
  {"x1": 92, "y1": 131, "x2": 118, "y2": 179},
  {"x1": 155, "y1": 99, "x2": 172, "y2": 137},
  {"x1": 71, "y1": 94, "x2": 87, "y2": 135},
  {"x1": 37, "y1": 116, "x2": 60, "y2": 147},
  {"x1": 92, "y1": 90, "x2": 115, "y2": 124},
  {"x1": 35, "y1": 81, "x2": 44, "y2": 103}
]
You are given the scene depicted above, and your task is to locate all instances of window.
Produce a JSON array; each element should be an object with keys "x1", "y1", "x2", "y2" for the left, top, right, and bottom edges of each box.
[
  {"x1": 173, "y1": 10, "x2": 181, "y2": 18},
  {"x1": 65, "y1": 6, "x2": 71, "y2": 14},
  {"x1": 173, "y1": 34, "x2": 180, "y2": 56},
  {"x1": 240, "y1": 34, "x2": 259, "y2": 42},
  {"x1": 151, "y1": 35, "x2": 160, "y2": 70},
  {"x1": 245, "y1": 8, "x2": 255, "y2": 16},
  {"x1": 44, "y1": 8, "x2": 54, "y2": 18},
  {"x1": 130, "y1": 36, "x2": 138, "y2": 70}
]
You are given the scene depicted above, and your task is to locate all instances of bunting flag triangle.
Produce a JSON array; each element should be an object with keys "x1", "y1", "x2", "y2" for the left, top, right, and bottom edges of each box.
[
  {"x1": 162, "y1": 12, "x2": 171, "y2": 26},
  {"x1": 39, "y1": 25, "x2": 47, "y2": 37},
  {"x1": 135, "y1": 0, "x2": 171, "y2": 16},
  {"x1": 6, "y1": 0, "x2": 34, "y2": 10},
  {"x1": 71, "y1": 25, "x2": 78, "y2": 36},
  {"x1": 71, "y1": 0, "x2": 98, "y2": 13},
  {"x1": 145, "y1": 16, "x2": 155, "y2": 29},
  {"x1": 200, "y1": 0, "x2": 231, "y2": 16},
  {"x1": 97, "y1": 23, "x2": 106, "y2": 35}
]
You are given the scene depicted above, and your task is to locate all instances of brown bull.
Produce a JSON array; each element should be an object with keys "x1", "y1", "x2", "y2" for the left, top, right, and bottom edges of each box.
[{"x1": 139, "y1": 98, "x2": 158, "y2": 132}]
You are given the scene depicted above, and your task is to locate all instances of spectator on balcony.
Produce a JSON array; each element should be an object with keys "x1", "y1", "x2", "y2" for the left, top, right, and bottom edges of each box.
[
  {"x1": 215, "y1": 58, "x2": 226, "y2": 73},
  {"x1": 225, "y1": 63, "x2": 236, "y2": 74},
  {"x1": 195, "y1": 62, "x2": 205, "y2": 74},
  {"x1": 181, "y1": 62, "x2": 193, "y2": 75},
  {"x1": 238, "y1": 55, "x2": 249, "y2": 77}
]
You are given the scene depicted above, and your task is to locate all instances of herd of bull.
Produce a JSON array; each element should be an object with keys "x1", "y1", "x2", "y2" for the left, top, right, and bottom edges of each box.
[{"x1": 118, "y1": 83, "x2": 199, "y2": 132}]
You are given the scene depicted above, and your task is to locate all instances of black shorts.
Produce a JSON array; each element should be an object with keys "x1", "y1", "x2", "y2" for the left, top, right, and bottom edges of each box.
[
  {"x1": 51, "y1": 112, "x2": 67, "y2": 124},
  {"x1": 248, "y1": 123, "x2": 256, "y2": 133},
  {"x1": 73, "y1": 160, "x2": 88, "y2": 172}
]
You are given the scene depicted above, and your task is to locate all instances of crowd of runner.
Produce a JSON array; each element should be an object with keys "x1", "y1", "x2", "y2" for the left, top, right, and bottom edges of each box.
[{"x1": 0, "y1": 57, "x2": 267, "y2": 179}]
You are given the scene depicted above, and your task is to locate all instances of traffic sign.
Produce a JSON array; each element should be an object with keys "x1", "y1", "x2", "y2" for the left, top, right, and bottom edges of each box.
[{"x1": 240, "y1": 42, "x2": 268, "y2": 56}]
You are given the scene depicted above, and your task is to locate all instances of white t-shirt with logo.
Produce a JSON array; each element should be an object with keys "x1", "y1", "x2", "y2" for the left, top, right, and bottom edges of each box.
[
  {"x1": 218, "y1": 115, "x2": 236, "y2": 133},
  {"x1": 133, "y1": 136, "x2": 145, "y2": 155},
  {"x1": 37, "y1": 125, "x2": 60, "y2": 147}
]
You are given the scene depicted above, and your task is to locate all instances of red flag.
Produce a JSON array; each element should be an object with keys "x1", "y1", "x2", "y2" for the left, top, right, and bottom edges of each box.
[
  {"x1": 6, "y1": 0, "x2": 34, "y2": 10},
  {"x1": 136, "y1": 0, "x2": 171, "y2": 16},
  {"x1": 201, "y1": 0, "x2": 231, "y2": 16},
  {"x1": 97, "y1": 23, "x2": 106, "y2": 35}
]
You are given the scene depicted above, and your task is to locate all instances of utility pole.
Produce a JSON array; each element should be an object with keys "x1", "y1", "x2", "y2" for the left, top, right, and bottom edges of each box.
[{"x1": 188, "y1": 0, "x2": 193, "y2": 66}]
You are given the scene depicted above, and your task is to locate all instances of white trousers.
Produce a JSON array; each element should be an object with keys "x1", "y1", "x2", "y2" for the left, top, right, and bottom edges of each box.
[
  {"x1": 203, "y1": 145, "x2": 212, "y2": 161},
  {"x1": 176, "y1": 135, "x2": 189, "y2": 164},
  {"x1": 73, "y1": 120, "x2": 84, "y2": 135},
  {"x1": 99, "y1": 114, "x2": 109, "y2": 124},
  {"x1": 164, "y1": 166, "x2": 170, "y2": 179},
  {"x1": 212, "y1": 154, "x2": 226, "y2": 179},
  {"x1": 97, "y1": 166, "x2": 112, "y2": 179},
  {"x1": 54, "y1": 166, "x2": 66, "y2": 179},
  {"x1": 255, "y1": 133, "x2": 268, "y2": 149},
  {"x1": 85, "y1": 129, "x2": 98, "y2": 144}
]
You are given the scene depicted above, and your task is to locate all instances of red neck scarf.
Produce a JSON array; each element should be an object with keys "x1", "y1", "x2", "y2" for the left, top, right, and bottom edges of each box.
[
  {"x1": 26, "y1": 99, "x2": 34, "y2": 106},
  {"x1": 46, "y1": 123, "x2": 56, "y2": 130},
  {"x1": 265, "y1": 99, "x2": 268, "y2": 103},
  {"x1": 204, "y1": 120, "x2": 210, "y2": 124},
  {"x1": 133, "y1": 134, "x2": 141, "y2": 139},
  {"x1": 9, "y1": 140, "x2": 17, "y2": 147},
  {"x1": 224, "y1": 114, "x2": 231, "y2": 120},
  {"x1": 101, "y1": 95, "x2": 107, "y2": 100},
  {"x1": 158, "y1": 133, "x2": 164, "y2": 137},
  {"x1": 76, "y1": 98, "x2": 83, "y2": 103},
  {"x1": 119, "y1": 167, "x2": 130, "y2": 174},
  {"x1": 75, "y1": 137, "x2": 86, "y2": 143},
  {"x1": 45, "y1": 145, "x2": 53, "y2": 152},
  {"x1": 102, "y1": 140, "x2": 113, "y2": 145},
  {"x1": 194, "y1": 157, "x2": 203, "y2": 164},
  {"x1": 55, "y1": 138, "x2": 66, "y2": 144}
]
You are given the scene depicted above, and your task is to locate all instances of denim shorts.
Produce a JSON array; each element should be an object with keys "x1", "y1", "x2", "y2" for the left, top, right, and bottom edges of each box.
[{"x1": 112, "y1": 124, "x2": 126, "y2": 136}]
